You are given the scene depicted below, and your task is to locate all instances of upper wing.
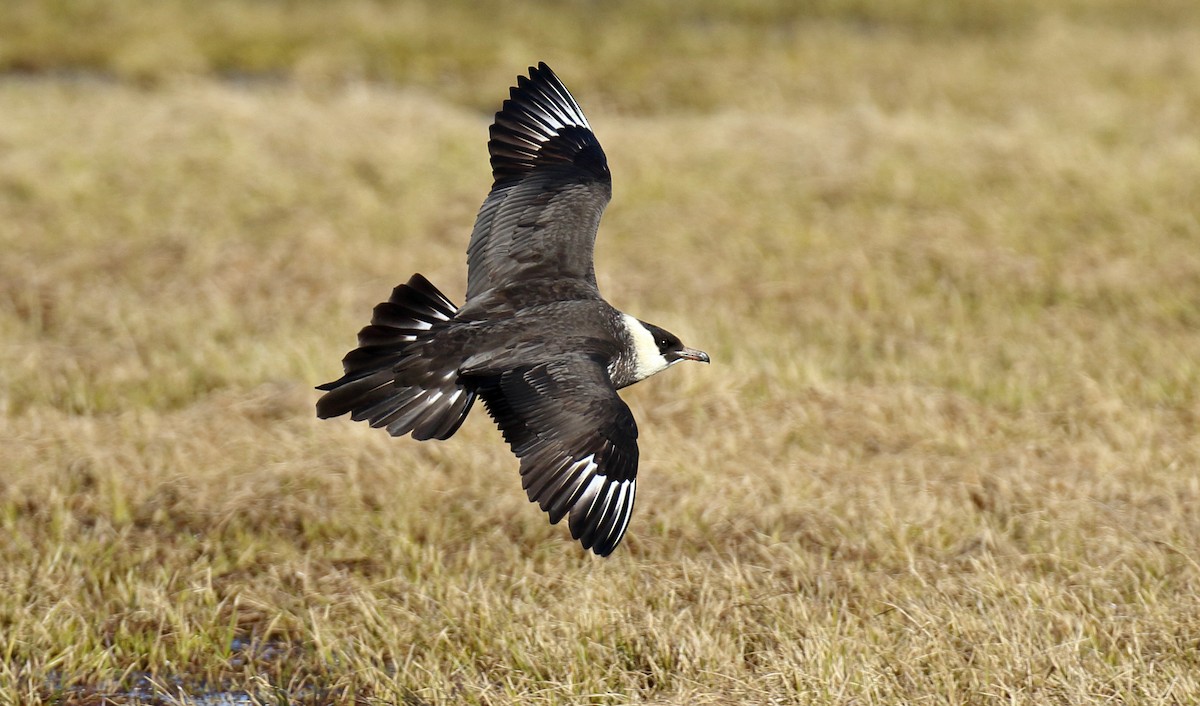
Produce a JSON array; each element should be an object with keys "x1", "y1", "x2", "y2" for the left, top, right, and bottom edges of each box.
[
  {"x1": 477, "y1": 355, "x2": 639, "y2": 556},
  {"x1": 464, "y1": 62, "x2": 612, "y2": 307}
]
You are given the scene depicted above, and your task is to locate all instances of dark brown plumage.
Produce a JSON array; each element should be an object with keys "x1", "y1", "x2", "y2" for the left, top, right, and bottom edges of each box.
[{"x1": 317, "y1": 63, "x2": 708, "y2": 556}]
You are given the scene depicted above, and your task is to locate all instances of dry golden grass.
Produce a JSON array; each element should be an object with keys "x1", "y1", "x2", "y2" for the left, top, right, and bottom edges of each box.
[{"x1": 3, "y1": 2, "x2": 1200, "y2": 704}]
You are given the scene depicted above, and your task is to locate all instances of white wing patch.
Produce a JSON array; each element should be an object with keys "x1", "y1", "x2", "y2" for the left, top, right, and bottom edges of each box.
[
  {"x1": 568, "y1": 454, "x2": 598, "y2": 486},
  {"x1": 577, "y1": 472, "x2": 607, "y2": 518},
  {"x1": 529, "y1": 76, "x2": 591, "y2": 132},
  {"x1": 605, "y1": 481, "x2": 631, "y2": 546},
  {"x1": 572, "y1": 467, "x2": 637, "y2": 553},
  {"x1": 501, "y1": 67, "x2": 593, "y2": 153}
]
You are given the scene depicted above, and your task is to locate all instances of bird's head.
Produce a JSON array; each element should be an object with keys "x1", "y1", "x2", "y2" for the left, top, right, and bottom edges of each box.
[
  {"x1": 641, "y1": 321, "x2": 710, "y2": 366},
  {"x1": 620, "y1": 314, "x2": 709, "y2": 384}
]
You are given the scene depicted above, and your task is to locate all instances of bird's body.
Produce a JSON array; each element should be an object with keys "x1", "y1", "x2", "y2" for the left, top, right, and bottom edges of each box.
[{"x1": 317, "y1": 63, "x2": 708, "y2": 556}]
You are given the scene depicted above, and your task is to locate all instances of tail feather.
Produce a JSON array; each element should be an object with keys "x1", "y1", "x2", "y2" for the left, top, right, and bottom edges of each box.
[{"x1": 316, "y1": 274, "x2": 476, "y2": 441}]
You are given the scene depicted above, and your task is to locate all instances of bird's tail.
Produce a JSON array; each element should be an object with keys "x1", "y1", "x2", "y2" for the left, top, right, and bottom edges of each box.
[{"x1": 316, "y1": 274, "x2": 476, "y2": 441}]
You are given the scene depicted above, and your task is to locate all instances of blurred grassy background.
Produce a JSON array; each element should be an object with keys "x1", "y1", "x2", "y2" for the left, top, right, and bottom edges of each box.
[
  {"x1": 2, "y1": 1, "x2": 1199, "y2": 704},
  {"x1": 3, "y1": 0, "x2": 1200, "y2": 104}
]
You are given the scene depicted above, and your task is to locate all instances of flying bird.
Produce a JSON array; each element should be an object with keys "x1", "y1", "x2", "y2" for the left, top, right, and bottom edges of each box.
[{"x1": 316, "y1": 62, "x2": 709, "y2": 556}]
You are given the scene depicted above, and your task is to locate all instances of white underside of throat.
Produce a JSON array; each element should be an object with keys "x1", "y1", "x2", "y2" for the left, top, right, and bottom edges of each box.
[{"x1": 621, "y1": 313, "x2": 671, "y2": 382}]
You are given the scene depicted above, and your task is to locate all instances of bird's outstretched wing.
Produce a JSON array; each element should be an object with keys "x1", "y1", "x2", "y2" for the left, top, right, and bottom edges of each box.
[
  {"x1": 477, "y1": 354, "x2": 638, "y2": 556},
  {"x1": 463, "y1": 62, "x2": 612, "y2": 309}
]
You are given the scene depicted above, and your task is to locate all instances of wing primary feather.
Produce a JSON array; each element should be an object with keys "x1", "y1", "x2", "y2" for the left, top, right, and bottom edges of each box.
[
  {"x1": 594, "y1": 480, "x2": 627, "y2": 550},
  {"x1": 574, "y1": 476, "x2": 618, "y2": 550},
  {"x1": 533, "y1": 62, "x2": 590, "y2": 128}
]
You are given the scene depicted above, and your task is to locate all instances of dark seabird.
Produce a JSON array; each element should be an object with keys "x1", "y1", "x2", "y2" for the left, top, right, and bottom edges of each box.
[{"x1": 316, "y1": 62, "x2": 709, "y2": 556}]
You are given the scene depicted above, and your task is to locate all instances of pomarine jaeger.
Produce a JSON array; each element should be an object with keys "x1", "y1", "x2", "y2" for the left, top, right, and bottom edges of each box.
[{"x1": 317, "y1": 62, "x2": 709, "y2": 556}]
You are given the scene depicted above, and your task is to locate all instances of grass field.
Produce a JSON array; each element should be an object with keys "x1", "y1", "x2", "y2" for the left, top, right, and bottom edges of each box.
[{"x1": 3, "y1": 1, "x2": 1200, "y2": 703}]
